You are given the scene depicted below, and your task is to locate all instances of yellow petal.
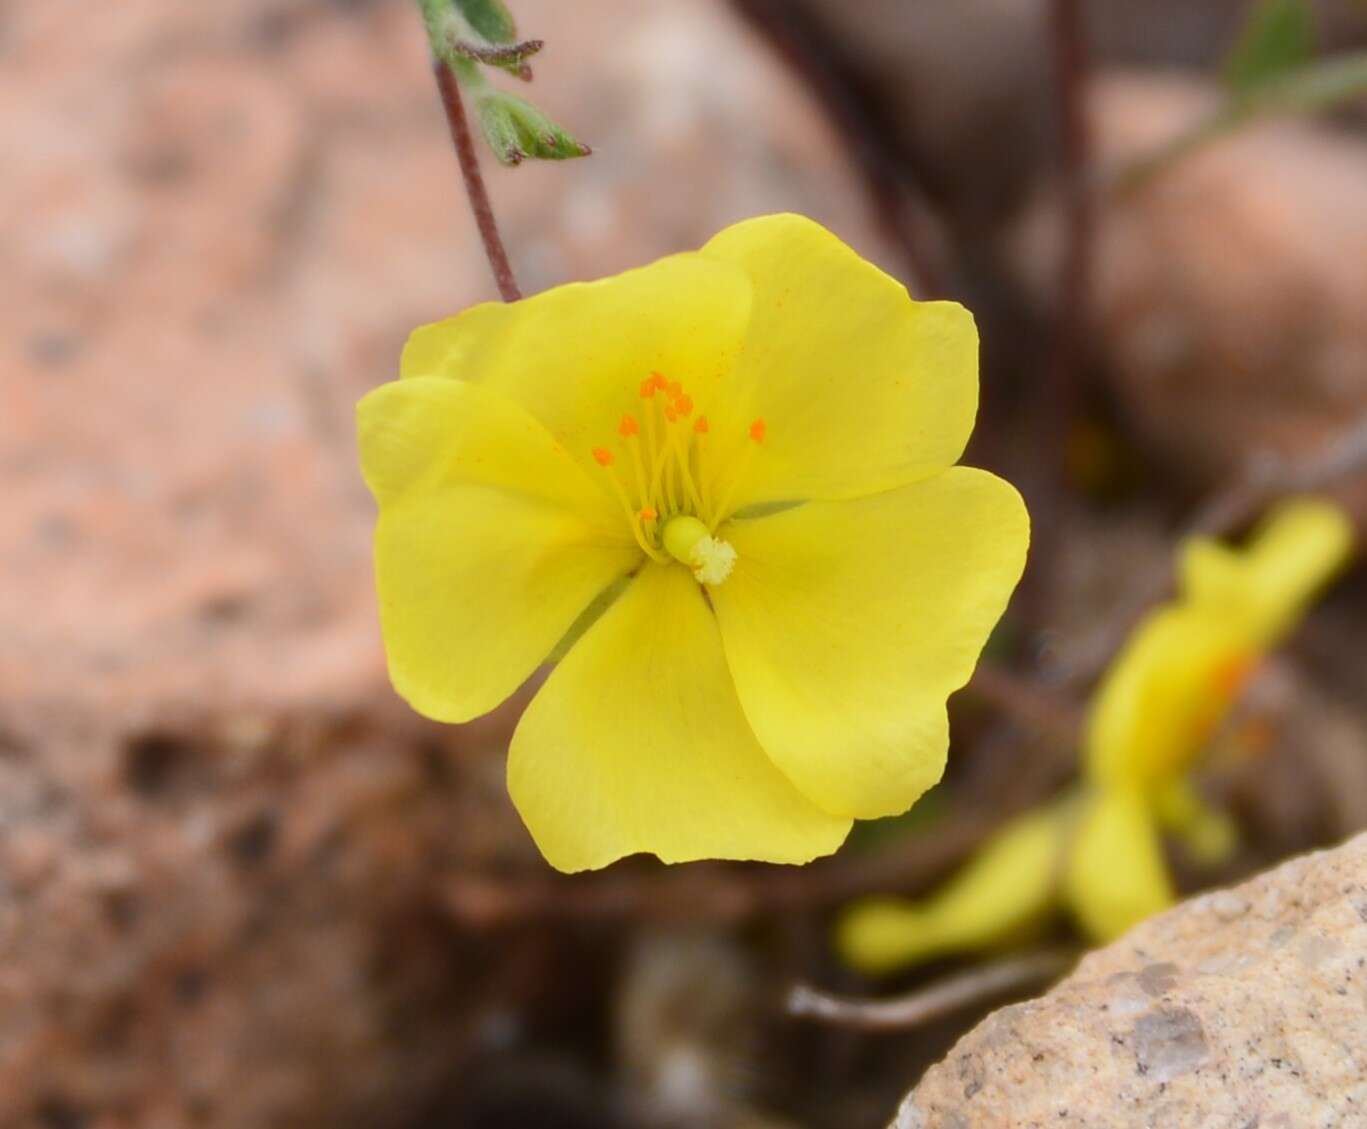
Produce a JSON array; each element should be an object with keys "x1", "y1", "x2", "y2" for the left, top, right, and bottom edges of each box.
[
  {"x1": 837, "y1": 803, "x2": 1068, "y2": 975},
  {"x1": 701, "y1": 213, "x2": 978, "y2": 510},
  {"x1": 711, "y1": 467, "x2": 1029, "y2": 819},
  {"x1": 507, "y1": 564, "x2": 852, "y2": 873},
  {"x1": 1082, "y1": 605, "x2": 1251, "y2": 791},
  {"x1": 1182, "y1": 496, "x2": 1354, "y2": 646},
  {"x1": 400, "y1": 253, "x2": 752, "y2": 479},
  {"x1": 1063, "y1": 788, "x2": 1173, "y2": 943},
  {"x1": 359, "y1": 377, "x2": 639, "y2": 723},
  {"x1": 359, "y1": 375, "x2": 618, "y2": 526}
]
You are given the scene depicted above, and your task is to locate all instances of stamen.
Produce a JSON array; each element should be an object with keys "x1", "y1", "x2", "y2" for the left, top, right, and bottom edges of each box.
[
  {"x1": 592, "y1": 444, "x2": 665, "y2": 562},
  {"x1": 626, "y1": 430, "x2": 651, "y2": 509},
  {"x1": 594, "y1": 373, "x2": 755, "y2": 555},
  {"x1": 668, "y1": 419, "x2": 707, "y2": 517}
]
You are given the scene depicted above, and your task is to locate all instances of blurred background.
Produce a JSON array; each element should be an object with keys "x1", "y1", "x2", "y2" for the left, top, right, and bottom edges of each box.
[{"x1": 5, "y1": 0, "x2": 1367, "y2": 1126}]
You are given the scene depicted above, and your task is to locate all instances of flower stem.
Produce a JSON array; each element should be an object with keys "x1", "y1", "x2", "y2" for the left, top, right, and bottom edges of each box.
[
  {"x1": 1047, "y1": 0, "x2": 1093, "y2": 470},
  {"x1": 432, "y1": 57, "x2": 522, "y2": 302}
]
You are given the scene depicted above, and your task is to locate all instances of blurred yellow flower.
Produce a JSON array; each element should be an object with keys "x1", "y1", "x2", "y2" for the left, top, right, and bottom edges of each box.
[
  {"x1": 1086, "y1": 498, "x2": 1355, "y2": 793},
  {"x1": 839, "y1": 498, "x2": 1353, "y2": 973},
  {"x1": 358, "y1": 214, "x2": 1029, "y2": 873}
]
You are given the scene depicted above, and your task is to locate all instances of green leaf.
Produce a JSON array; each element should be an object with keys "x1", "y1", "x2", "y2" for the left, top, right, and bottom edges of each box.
[
  {"x1": 452, "y1": 0, "x2": 517, "y2": 45},
  {"x1": 474, "y1": 88, "x2": 591, "y2": 166},
  {"x1": 1223, "y1": 0, "x2": 1315, "y2": 94}
]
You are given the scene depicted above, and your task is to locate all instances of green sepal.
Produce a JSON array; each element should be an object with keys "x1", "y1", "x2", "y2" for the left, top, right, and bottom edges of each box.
[
  {"x1": 421, "y1": 0, "x2": 532, "y2": 78},
  {"x1": 474, "y1": 88, "x2": 592, "y2": 165}
]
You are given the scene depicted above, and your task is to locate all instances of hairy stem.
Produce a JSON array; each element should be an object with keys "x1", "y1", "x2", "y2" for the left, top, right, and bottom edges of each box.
[{"x1": 432, "y1": 58, "x2": 522, "y2": 301}]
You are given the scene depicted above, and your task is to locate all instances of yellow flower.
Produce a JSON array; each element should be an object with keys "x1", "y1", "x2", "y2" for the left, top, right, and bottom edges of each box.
[
  {"x1": 1061, "y1": 785, "x2": 1173, "y2": 941},
  {"x1": 357, "y1": 214, "x2": 1029, "y2": 873},
  {"x1": 837, "y1": 498, "x2": 1352, "y2": 972},
  {"x1": 837, "y1": 787, "x2": 1175, "y2": 973},
  {"x1": 837, "y1": 803, "x2": 1069, "y2": 973},
  {"x1": 1084, "y1": 498, "x2": 1354, "y2": 793}
]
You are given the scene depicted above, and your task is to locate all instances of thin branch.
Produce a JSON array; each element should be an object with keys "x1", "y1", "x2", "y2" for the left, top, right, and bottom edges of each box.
[
  {"x1": 1112, "y1": 52, "x2": 1367, "y2": 194},
  {"x1": 442, "y1": 814, "x2": 1001, "y2": 929},
  {"x1": 728, "y1": 0, "x2": 945, "y2": 296},
  {"x1": 432, "y1": 58, "x2": 522, "y2": 302},
  {"x1": 1058, "y1": 413, "x2": 1367, "y2": 688},
  {"x1": 1188, "y1": 414, "x2": 1367, "y2": 538},
  {"x1": 787, "y1": 950, "x2": 1075, "y2": 1031},
  {"x1": 1029, "y1": 0, "x2": 1094, "y2": 602},
  {"x1": 967, "y1": 662, "x2": 1082, "y2": 742},
  {"x1": 1048, "y1": 0, "x2": 1094, "y2": 433}
]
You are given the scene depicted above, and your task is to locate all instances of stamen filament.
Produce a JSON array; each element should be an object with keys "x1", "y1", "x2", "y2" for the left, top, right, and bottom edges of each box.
[
  {"x1": 627, "y1": 437, "x2": 651, "y2": 515},
  {"x1": 669, "y1": 423, "x2": 707, "y2": 518},
  {"x1": 598, "y1": 454, "x2": 667, "y2": 561}
]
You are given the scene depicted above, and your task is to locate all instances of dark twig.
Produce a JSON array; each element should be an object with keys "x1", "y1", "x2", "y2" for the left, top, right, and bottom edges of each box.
[
  {"x1": 728, "y1": 0, "x2": 945, "y2": 296},
  {"x1": 1188, "y1": 415, "x2": 1367, "y2": 538},
  {"x1": 1059, "y1": 414, "x2": 1367, "y2": 688},
  {"x1": 443, "y1": 814, "x2": 1001, "y2": 929},
  {"x1": 968, "y1": 662, "x2": 1082, "y2": 743},
  {"x1": 1027, "y1": 0, "x2": 1094, "y2": 608},
  {"x1": 432, "y1": 58, "x2": 522, "y2": 302},
  {"x1": 1047, "y1": 0, "x2": 1093, "y2": 453},
  {"x1": 787, "y1": 949, "x2": 1076, "y2": 1031}
]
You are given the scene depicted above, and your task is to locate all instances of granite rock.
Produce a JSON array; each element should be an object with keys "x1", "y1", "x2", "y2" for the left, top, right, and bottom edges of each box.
[{"x1": 896, "y1": 832, "x2": 1367, "y2": 1128}]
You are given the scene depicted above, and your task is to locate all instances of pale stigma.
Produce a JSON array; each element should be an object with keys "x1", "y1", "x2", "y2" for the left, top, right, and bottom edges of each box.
[{"x1": 662, "y1": 514, "x2": 736, "y2": 587}]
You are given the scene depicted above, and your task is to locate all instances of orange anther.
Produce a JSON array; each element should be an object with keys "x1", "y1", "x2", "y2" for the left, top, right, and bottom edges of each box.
[
  {"x1": 639, "y1": 507, "x2": 658, "y2": 522},
  {"x1": 674, "y1": 394, "x2": 693, "y2": 417},
  {"x1": 749, "y1": 418, "x2": 767, "y2": 443},
  {"x1": 693, "y1": 416, "x2": 710, "y2": 434},
  {"x1": 650, "y1": 372, "x2": 669, "y2": 391},
  {"x1": 664, "y1": 405, "x2": 678, "y2": 423},
  {"x1": 592, "y1": 447, "x2": 615, "y2": 467},
  {"x1": 639, "y1": 377, "x2": 656, "y2": 398},
  {"x1": 666, "y1": 380, "x2": 683, "y2": 399},
  {"x1": 618, "y1": 414, "x2": 640, "y2": 438}
]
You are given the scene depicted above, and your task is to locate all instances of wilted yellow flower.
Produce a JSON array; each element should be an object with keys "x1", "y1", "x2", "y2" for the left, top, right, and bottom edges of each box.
[
  {"x1": 839, "y1": 498, "x2": 1353, "y2": 972},
  {"x1": 837, "y1": 802, "x2": 1069, "y2": 973},
  {"x1": 1085, "y1": 498, "x2": 1355, "y2": 793},
  {"x1": 358, "y1": 214, "x2": 1029, "y2": 872}
]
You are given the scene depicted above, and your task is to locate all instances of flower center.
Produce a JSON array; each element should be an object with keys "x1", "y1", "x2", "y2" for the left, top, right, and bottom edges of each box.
[
  {"x1": 588, "y1": 371, "x2": 763, "y2": 585},
  {"x1": 662, "y1": 514, "x2": 737, "y2": 586}
]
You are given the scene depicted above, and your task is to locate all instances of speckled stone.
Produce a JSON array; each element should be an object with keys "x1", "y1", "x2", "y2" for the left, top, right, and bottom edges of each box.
[{"x1": 896, "y1": 832, "x2": 1367, "y2": 1128}]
